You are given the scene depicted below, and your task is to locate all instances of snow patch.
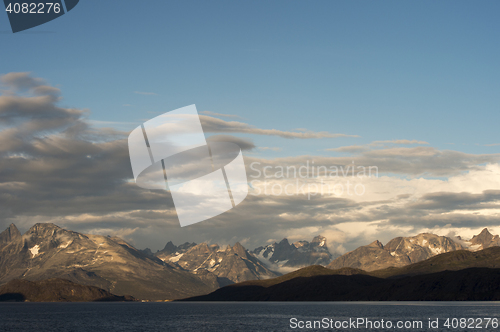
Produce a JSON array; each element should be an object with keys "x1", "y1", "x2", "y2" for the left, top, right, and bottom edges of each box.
[
  {"x1": 58, "y1": 241, "x2": 72, "y2": 249},
  {"x1": 29, "y1": 245, "x2": 40, "y2": 257},
  {"x1": 429, "y1": 246, "x2": 443, "y2": 255},
  {"x1": 169, "y1": 253, "x2": 184, "y2": 263},
  {"x1": 468, "y1": 244, "x2": 482, "y2": 251}
]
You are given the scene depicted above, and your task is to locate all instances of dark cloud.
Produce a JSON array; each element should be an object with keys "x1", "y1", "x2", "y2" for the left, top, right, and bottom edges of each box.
[
  {"x1": 409, "y1": 190, "x2": 500, "y2": 211},
  {"x1": 206, "y1": 134, "x2": 255, "y2": 151}
]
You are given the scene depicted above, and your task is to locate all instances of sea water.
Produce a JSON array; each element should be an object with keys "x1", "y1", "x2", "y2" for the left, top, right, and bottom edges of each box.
[{"x1": 1, "y1": 302, "x2": 500, "y2": 331}]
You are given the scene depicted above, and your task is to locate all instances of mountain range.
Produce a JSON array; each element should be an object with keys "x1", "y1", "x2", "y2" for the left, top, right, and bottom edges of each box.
[
  {"x1": 252, "y1": 235, "x2": 335, "y2": 268},
  {"x1": 327, "y1": 233, "x2": 464, "y2": 271},
  {"x1": 153, "y1": 242, "x2": 279, "y2": 284},
  {"x1": 2, "y1": 223, "x2": 500, "y2": 301},
  {"x1": 184, "y1": 246, "x2": 500, "y2": 301},
  {"x1": 0, "y1": 223, "x2": 217, "y2": 300}
]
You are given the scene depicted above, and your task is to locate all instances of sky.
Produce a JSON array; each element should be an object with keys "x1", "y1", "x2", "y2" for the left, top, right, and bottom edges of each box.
[{"x1": 1, "y1": 1, "x2": 500, "y2": 253}]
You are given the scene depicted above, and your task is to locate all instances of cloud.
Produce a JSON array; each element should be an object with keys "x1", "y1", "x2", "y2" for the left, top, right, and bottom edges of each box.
[
  {"x1": 133, "y1": 91, "x2": 157, "y2": 95},
  {"x1": 327, "y1": 139, "x2": 429, "y2": 153},
  {"x1": 370, "y1": 139, "x2": 429, "y2": 146},
  {"x1": 201, "y1": 111, "x2": 242, "y2": 118},
  {"x1": 408, "y1": 190, "x2": 500, "y2": 211},
  {"x1": 200, "y1": 115, "x2": 358, "y2": 139},
  {"x1": 2, "y1": 72, "x2": 500, "y2": 255},
  {"x1": 206, "y1": 134, "x2": 255, "y2": 151},
  {"x1": 259, "y1": 147, "x2": 282, "y2": 152},
  {"x1": 0, "y1": 73, "x2": 175, "y2": 227},
  {"x1": 327, "y1": 145, "x2": 368, "y2": 153}
]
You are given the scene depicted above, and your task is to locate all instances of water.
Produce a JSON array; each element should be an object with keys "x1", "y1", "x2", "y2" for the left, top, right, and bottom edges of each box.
[{"x1": 1, "y1": 302, "x2": 500, "y2": 331}]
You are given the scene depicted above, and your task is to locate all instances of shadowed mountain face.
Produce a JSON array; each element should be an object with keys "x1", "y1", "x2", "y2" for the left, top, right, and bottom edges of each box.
[
  {"x1": 0, "y1": 278, "x2": 135, "y2": 302},
  {"x1": 183, "y1": 267, "x2": 500, "y2": 302},
  {"x1": 327, "y1": 233, "x2": 463, "y2": 271},
  {"x1": 252, "y1": 235, "x2": 335, "y2": 268},
  {"x1": 0, "y1": 223, "x2": 218, "y2": 300},
  {"x1": 156, "y1": 242, "x2": 279, "y2": 283}
]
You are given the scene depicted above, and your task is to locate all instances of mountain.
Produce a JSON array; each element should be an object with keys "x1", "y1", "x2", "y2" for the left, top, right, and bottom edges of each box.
[
  {"x1": 156, "y1": 242, "x2": 279, "y2": 284},
  {"x1": 183, "y1": 246, "x2": 500, "y2": 301},
  {"x1": 464, "y1": 228, "x2": 500, "y2": 251},
  {"x1": 371, "y1": 246, "x2": 500, "y2": 278},
  {"x1": 252, "y1": 235, "x2": 335, "y2": 268},
  {"x1": 0, "y1": 224, "x2": 21, "y2": 247},
  {"x1": 0, "y1": 278, "x2": 135, "y2": 302},
  {"x1": 154, "y1": 241, "x2": 197, "y2": 261},
  {"x1": 182, "y1": 267, "x2": 500, "y2": 301},
  {"x1": 0, "y1": 223, "x2": 219, "y2": 300},
  {"x1": 327, "y1": 233, "x2": 463, "y2": 271}
]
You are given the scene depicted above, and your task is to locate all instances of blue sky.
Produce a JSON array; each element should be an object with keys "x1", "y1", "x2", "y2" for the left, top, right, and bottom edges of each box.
[{"x1": 1, "y1": 0, "x2": 499, "y2": 157}]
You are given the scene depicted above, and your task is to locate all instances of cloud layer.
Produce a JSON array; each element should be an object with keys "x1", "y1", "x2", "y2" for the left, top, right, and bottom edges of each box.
[{"x1": 2, "y1": 73, "x2": 500, "y2": 253}]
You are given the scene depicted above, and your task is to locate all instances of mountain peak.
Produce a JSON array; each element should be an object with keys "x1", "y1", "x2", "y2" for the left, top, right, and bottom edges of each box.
[
  {"x1": 232, "y1": 242, "x2": 247, "y2": 257},
  {"x1": 312, "y1": 235, "x2": 325, "y2": 241},
  {"x1": 278, "y1": 238, "x2": 290, "y2": 245},
  {"x1": 480, "y1": 228, "x2": 492, "y2": 236},
  {"x1": 0, "y1": 223, "x2": 21, "y2": 245},
  {"x1": 29, "y1": 223, "x2": 61, "y2": 232},
  {"x1": 161, "y1": 241, "x2": 177, "y2": 253},
  {"x1": 471, "y1": 228, "x2": 494, "y2": 243},
  {"x1": 367, "y1": 240, "x2": 384, "y2": 249},
  {"x1": 8, "y1": 223, "x2": 20, "y2": 234},
  {"x1": 312, "y1": 235, "x2": 327, "y2": 246},
  {"x1": 469, "y1": 228, "x2": 500, "y2": 250}
]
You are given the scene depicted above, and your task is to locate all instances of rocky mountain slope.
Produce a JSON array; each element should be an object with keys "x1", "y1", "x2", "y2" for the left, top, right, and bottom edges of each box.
[
  {"x1": 327, "y1": 233, "x2": 463, "y2": 271},
  {"x1": 252, "y1": 235, "x2": 335, "y2": 268},
  {"x1": 463, "y1": 228, "x2": 500, "y2": 251},
  {"x1": 0, "y1": 223, "x2": 218, "y2": 300},
  {"x1": 155, "y1": 242, "x2": 279, "y2": 283},
  {"x1": 153, "y1": 241, "x2": 197, "y2": 262}
]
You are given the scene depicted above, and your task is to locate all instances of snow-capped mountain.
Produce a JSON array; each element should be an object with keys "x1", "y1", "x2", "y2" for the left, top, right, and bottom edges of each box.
[
  {"x1": 153, "y1": 241, "x2": 197, "y2": 262},
  {"x1": 0, "y1": 223, "x2": 218, "y2": 300},
  {"x1": 156, "y1": 242, "x2": 279, "y2": 283},
  {"x1": 462, "y1": 228, "x2": 500, "y2": 251},
  {"x1": 252, "y1": 235, "x2": 335, "y2": 268},
  {"x1": 327, "y1": 233, "x2": 464, "y2": 271}
]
